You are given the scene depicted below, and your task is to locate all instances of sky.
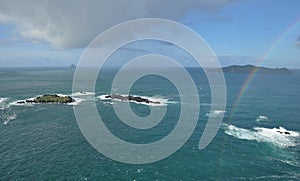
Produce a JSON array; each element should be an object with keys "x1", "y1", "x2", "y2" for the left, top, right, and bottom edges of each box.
[{"x1": 0, "y1": 0, "x2": 299, "y2": 68}]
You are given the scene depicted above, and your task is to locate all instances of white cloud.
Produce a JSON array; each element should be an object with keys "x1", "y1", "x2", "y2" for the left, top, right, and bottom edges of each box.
[{"x1": 0, "y1": 0, "x2": 234, "y2": 49}]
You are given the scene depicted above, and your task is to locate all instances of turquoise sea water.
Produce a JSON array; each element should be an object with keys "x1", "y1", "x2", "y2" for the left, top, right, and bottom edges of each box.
[{"x1": 0, "y1": 67, "x2": 299, "y2": 180}]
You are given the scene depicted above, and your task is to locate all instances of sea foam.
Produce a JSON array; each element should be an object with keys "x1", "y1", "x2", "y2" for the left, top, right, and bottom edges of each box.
[
  {"x1": 224, "y1": 124, "x2": 299, "y2": 148},
  {"x1": 3, "y1": 112, "x2": 17, "y2": 125},
  {"x1": 206, "y1": 110, "x2": 226, "y2": 117},
  {"x1": 256, "y1": 115, "x2": 269, "y2": 122},
  {"x1": 0, "y1": 98, "x2": 9, "y2": 110},
  {"x1": 70, "y1": 91, "x2": 95, "y2": 97},
  {"x1": 1, "y1": 106, "x2": 17, "y2": 125}
]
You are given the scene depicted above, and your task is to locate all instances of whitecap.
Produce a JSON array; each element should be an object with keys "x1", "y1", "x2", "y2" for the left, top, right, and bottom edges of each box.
[
  {"x1": 267, "y1": 157, "x2": 300, "y2": 168},
  {"x1": 213, "y1": 110, "x2": 226, "y2": 114},
  {"x1": 1, "y1": 108, "x2": 17, "y2": 125},
  {"x1": 67, "y1": 97, "x2": 85, "y2": 106},
  {"x1": 0, "y1": 98, "x2": 7, "y2": 103},
  {"x1": 3, "y1": 113, "x2": 17, "y2": 125},
  {"x1": 256, "y1": 115, "x2": 269, "y2": 122},
  {"x1": 206, "y1": 110, "x2": 226, "y2": 117},
  {"x1": 0, "y1": 98, "x2": 9, "y2": 109},
  {"x1": 70, "y1": 91, "x2": 95, "y2": 97},
  {"x1": 98, "y1": 95, "x2": 111, "y2": 100},
  {"x1": 9, "y1": 96, "x2": 37, "y2": 106},
  {"x1": 201, "y1": 103, "x2": 211, "y2": 106},
  {"x1": 224, "y1": 124, "x2": 300, "y2": 148},
  {"x1": 56, "y1": 94, "x2": 69, "y2": 97}
]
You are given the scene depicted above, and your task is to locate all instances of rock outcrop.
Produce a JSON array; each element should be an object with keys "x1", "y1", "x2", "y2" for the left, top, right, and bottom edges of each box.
[
  {"x1": 18, "y1": 94, "x2": 75, "y2": 104},
  {"x1": 105, "y1": 94, "x2": 160, "y2": 104}
]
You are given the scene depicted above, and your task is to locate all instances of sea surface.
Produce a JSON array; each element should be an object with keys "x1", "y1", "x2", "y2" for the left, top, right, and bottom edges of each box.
[{"x1": 0, "y1": 67, "x2": 299, "y2": 180}]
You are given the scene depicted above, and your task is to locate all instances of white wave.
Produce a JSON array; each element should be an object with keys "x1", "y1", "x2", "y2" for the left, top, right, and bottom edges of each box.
[
  {"x1": 213, "y1": 110, "x2": 226, "y2": 114},
  {"x1": 67, "y1": 97, "x2": 85, "y2": 106},
  {"x1": 99, "y1": 95, "x2": 111, "y2": 100},
  {"x1": 206, "y1": 110, "x2": 226, "y2": 117},
  {"x1": 70, "y1": 91, "x2": 95, "y2": 97},
  {"x1": 10, "y1": 101, "x2": 34, "y2": 106},
  {"x1": 267, "y1": 157, "x2": 300, "y2": 168},
  {"x1": 102, "y1": 101, "x2": 114, "y2": 105},
  {"x1": 254, "y1": 126, "x2": 299, "y2": 137},
  {"x1": 224, "y1": 124, "x2": 300, "y2": 148},
  {"x1": 9, "y1": 96, "x2": 37, "y2": 106},
  {"x1": 256, "y1": 115, "x2": 269, "y2": 122},
  {"x1": 98, "y1": 94, "x2": 169, "y2": 106},
  {"x1": 166, "y1": 100, "x2": 179, "y2": 104},
  {"x1": 2, "y1": 112, "x2": 17, "y2": 125},
  {"x1": 56, "y1": 93, "x2": 69, "y2": 97},
  {"x1": 0, "y1": 98, "x2": 9, "y2": 109},
  {"x1": 0, "y1": 98, "x2": 7, "y2": 103},
  {"x1": 201, "y1": 103, "x2": 211, "y2": 106}
]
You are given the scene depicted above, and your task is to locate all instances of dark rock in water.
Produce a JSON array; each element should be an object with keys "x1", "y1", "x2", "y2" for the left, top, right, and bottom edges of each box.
[
  {"x1": 25, "y1": 94, "x2": 75, "y2": 104},
  {"x1": 26, "y1": 100, "x2": 35, "y2": 103},
  {"x1": 105, "y1": 94, "x2": 160, "y2": 104},
  {"x1": 17, "y1": 101, "x2": 25, "y2": 104},
  {"x1": 276, "y1": 130, "x2": 291, "y2": 135}
]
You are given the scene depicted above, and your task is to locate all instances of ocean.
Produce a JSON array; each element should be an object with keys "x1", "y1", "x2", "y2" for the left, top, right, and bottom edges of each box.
[{"x1": 0, "y1": 67, "x2": 299, "y2": 180}]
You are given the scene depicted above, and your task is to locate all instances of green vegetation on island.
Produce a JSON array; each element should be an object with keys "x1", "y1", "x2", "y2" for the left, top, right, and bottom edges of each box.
[{"x1": 17, "y1": 94, "x2": 75, "y2": 104}]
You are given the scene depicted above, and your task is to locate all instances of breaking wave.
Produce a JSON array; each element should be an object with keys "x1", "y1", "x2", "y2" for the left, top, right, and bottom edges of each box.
[
  {"x1": 256, "y1": 115, "x2": 270, "y2": 122},
  {"x1": 68, "y1": 92, "x2": 95, "y2": 105},
  {"x1": 223, "y1": 123, "x2": 300, "y2": 148},
  {"x1": 70, "y1": 91, "x2": 95, "y2": 97},
  {"x1": 3, "y1": 112, "x2": 17, "y2": 125},
  {"x1": 206, "y1": 110, "x2": 226, "y2": 117},
  {"x1": 0, "y1": 98, "x2": 9, "y2": 110},
  {"x1": 1, "y1": 108, "x2": 17, "y2": 125}
]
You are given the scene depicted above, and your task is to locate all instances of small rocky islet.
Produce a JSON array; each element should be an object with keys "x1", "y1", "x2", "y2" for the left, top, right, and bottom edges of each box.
[
  {"x1": 105, "y1": 94, "x2": 161, "y2": 104},
  {"x1": 17, "y1": 94, "x2": 75, "y2": 104},
  {"x1": 16, "y1": 93, "x2": 161, "y2": 105}
]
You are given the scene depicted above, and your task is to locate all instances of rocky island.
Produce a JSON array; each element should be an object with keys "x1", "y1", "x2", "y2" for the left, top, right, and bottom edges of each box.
[
  {"x1": 105, "y1": 94, "x2": 160, "y2": 104},
  {"x1": 222, "y1": 65, "x2": 292, "y2": 74},
  {"x1": 17, "y1": 94, "x2": 75, "y2": 104}
]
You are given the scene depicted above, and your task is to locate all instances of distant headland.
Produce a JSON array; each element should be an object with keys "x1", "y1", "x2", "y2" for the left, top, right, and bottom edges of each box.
[
  {"x1": 68, "y1": 64, "x2": 76, "y2": 70},
  {"x1": 222, "y1": 65, "x2": 292, "y2": 74}
]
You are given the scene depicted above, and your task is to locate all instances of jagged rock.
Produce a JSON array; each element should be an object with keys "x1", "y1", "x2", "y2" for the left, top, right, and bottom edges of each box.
[{"x1": 105, "y1": 94, "x2": 160, "y2": 104}]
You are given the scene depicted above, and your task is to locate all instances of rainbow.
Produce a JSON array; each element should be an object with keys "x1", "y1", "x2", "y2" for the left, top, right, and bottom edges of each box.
[{"x1": 229, "y1": 17, "x2": 300, "y2": 117}]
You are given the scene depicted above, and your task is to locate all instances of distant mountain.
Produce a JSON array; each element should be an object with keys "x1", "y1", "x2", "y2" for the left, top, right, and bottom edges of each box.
[
  {"x1": 68, "y1": 64, "x2": 76, "y2": 70},
  {"x1": 222, "y1": 65, "x2": 292, "y2": 74}
]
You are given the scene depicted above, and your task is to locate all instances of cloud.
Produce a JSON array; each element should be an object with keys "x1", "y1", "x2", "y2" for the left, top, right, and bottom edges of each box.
[
  {"x1": 295, "y1": 35, "x2": 300, "y2": 48},
  {"x1": 0, "y1": 0, "x2": 235, "y2": 49}
]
